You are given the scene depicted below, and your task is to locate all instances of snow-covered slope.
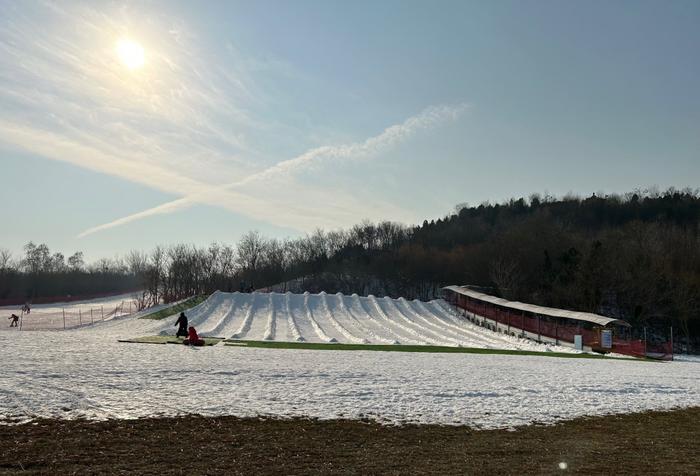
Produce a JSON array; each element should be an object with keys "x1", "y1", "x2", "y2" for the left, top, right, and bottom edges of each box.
[
  {"x1": 1, "y1": 291, "x2": 698, "y2": 427},
  {"x1": 143, "y1": 291, "x2": 577, "y2": 353},
  {"x1": 0, "y1": 292, "x2": 137, "y2": 313},
  {"x1": 0, "y1": 293, "x2": 139, "y2": 331}
]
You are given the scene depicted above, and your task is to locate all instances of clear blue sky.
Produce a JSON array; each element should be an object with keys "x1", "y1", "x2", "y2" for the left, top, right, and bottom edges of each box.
[{"x1": 1, "y1": 0, "x2": 698, "y2": 261}]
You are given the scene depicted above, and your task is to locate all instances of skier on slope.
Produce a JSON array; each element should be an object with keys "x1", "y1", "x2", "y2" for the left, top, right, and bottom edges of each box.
[
  {"x1": 8, "y1": 314, "x2": 19, "y2": 327},
  {"x1": 175, "y1": 312, "x2": 188, "y2": 338}
]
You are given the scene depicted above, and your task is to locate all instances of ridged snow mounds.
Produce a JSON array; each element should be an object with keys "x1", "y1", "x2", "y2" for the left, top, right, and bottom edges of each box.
[{"x1": 154, "y1": 291, "x2": 575, "y2": 352}]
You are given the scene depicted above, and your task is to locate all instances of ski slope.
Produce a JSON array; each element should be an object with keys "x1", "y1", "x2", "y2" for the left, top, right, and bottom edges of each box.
[
  {"x1": 0, "y1": 293, "x2": 139, "y2": 331},
  {"x1": 146, "y1": 291, "x2": 577, "y2": 352},
  {"x1": 0, "y1": 292, "x2": 137, "y2": 314},
  {"x1": 0, "y1": 291, "x2": 698, "y2": 428}
]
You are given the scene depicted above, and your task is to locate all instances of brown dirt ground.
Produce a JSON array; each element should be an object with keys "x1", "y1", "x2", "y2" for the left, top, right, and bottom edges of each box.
[{"x1": 0, "y1": 408, "x2": 698, "y2": 475}]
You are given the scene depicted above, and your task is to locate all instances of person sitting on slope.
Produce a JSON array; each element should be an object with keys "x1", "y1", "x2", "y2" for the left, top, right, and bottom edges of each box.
[
  {"x1": 183, "y1": 326, "x2": 205, "y2": 346},
  {"x1": 175, "y1": 312, "x2": 188, "y2": 338}
]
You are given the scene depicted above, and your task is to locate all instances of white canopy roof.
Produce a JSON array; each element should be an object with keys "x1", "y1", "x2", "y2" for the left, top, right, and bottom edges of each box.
[{"x1": 443, "y1": 285, "x2": 630, "y2": 327}]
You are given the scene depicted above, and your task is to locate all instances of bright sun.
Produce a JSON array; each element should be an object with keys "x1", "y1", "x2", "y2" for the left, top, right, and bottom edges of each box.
[{"x1": 116, "y1": 38, "x2": 145, "y2": 70}]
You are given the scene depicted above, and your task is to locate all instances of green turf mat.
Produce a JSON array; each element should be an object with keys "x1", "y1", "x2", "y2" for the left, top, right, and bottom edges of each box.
[
  {"x1": 118, "y1": 335, "x2": 224, "y2": 346},
  {"x1": 222, "y1": 339, "x2": 644, "y2": 360},
  {"x1": 139, "y1": 295, "x2": 209, "y2": 320}
]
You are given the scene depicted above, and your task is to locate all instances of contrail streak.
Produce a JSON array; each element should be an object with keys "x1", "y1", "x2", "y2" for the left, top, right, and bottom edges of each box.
[{"x1": 77, "y1": 103, "x2": 467, "y2": 238}]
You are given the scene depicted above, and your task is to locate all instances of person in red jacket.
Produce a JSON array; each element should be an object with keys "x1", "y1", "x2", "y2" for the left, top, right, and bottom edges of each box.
[{"x1": 183, "y1": 326, "x2": 205, "y2": 346}]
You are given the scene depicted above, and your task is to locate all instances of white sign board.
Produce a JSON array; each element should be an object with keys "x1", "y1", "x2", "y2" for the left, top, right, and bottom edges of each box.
[
  {"x1": 574, "y1": 335, "x2": 583, "y2": 350},
  {"x1": 601, "y1": 330, "x2": 613, "y2": 349}
]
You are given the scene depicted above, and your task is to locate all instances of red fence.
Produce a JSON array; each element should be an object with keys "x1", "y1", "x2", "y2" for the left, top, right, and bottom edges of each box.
[{"x1": 445, "y1": 290, "x2": 673, "y2": 360}]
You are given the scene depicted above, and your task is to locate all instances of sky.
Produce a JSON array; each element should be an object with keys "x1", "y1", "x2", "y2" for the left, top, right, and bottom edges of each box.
[{"x1": 1, "y1": 0, "x2": 699, "y2": 261}]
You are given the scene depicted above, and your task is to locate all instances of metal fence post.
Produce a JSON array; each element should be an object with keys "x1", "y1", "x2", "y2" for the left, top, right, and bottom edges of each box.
[
  {"x1": 101, "y1": 306, "x2": 104, "y2": 321},
  {"x1": 79, "y1": 308, "x2": 82, "y2": 326},
  {"x1": 670, "y1": 326, "x2": 674, "y2": 361},
  {"x1": 90, "y1": 308, "x2": 93, "y2": 325}
]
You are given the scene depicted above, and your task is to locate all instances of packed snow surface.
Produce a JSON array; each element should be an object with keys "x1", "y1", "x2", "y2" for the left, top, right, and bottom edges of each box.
[
  {"x1": 141, "y1": 291, "x2": 581, "y2": 352},
  {"x1": 0, "y1": 291, "x2": 698, "y2": 428},
  {"x1": 1, "y1": 292, "x2": 138, "y2": 330},
  {"x1": 0, "y1": 292, "x2": 137, "y2": 312}
]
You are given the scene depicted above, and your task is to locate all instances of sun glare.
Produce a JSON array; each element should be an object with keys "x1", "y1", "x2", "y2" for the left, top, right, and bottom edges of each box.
[{"x1": 116, "y1": 38, "x2": 145, "y2": 70}]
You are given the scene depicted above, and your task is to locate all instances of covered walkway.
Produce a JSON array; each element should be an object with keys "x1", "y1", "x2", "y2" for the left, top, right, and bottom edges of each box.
[{"x1": 442, "y1": 285, "x2": 671, "y2": 359}]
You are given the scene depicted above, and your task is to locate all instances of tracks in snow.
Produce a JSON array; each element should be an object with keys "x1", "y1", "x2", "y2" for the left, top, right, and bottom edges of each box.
[
  {"x1": 231, "y1": 292, "x2": 259, "y2": 339},
  {"x1": 284, "y1": 292, "x2": 303, "y2": 342}
]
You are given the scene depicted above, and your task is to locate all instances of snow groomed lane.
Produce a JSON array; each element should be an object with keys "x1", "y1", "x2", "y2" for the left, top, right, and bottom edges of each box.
[{"x1": 144, "y1": 291, "x2": 581, "y2": 353}]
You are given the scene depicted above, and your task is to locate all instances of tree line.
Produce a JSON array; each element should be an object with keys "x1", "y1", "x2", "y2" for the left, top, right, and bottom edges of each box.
[
  {"x1": 1, "y1": 188, "x2": 698, "y2": 347},
  {"x1": 0, "y1": 243, "x2": 139, "y2": 303}
]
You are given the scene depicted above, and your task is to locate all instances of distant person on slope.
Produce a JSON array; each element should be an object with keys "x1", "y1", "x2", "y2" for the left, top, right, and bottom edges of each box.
[
  {"x1": 8, "y1": 314, "x2": 19, "y2": 327},
  {"x1": 183, "y1": 326, "x2": 205, "y2": 346},
  {"x1": 175, "y1": 312, "x2": 188, "y2": 338}
]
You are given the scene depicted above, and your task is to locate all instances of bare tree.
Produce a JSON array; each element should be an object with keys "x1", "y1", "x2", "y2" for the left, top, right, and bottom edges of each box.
[
  {"x1": 125, "y1": 251, "x2": 148, "y2": 276},
  {"x1": 67, "y1": 251, "x2": 85, "y2": 271},
  {"x1": 145, "y1": 246, "x2": 165, "y2": 305},
  {"x1": 0, "y1": 248, "x2": 13, "y2": 271},
  {"x1": 236, "y1": 231, "x2": 266, "y2": 279}
]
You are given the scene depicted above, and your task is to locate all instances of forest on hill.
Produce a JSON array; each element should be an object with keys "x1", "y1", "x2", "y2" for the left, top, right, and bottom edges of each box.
[{"x1": 2, "y1": 189, "x2": 699, "y2": 345}]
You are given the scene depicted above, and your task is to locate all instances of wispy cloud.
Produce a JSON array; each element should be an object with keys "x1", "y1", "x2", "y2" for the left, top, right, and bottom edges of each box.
[
  {"x1": 0, "y1": 1, "x2": 263, "y2": 189},
  {"x1": 0, "y1": 3, "x2": 467, "y2": 241},
  {"x1": 77, "y1": 103, "x2": 467, "y2": 237}
]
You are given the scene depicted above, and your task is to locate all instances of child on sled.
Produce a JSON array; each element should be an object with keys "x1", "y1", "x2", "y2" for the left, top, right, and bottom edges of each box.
[{"x1": 183, "y1": 326, "x2": 205, "y2": 346}]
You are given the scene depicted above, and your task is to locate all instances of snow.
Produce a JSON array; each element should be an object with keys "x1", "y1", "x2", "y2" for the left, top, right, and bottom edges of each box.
[
  {"x1": 0, "y1": 291, "x2": 698, "y2": 428},
  {"x1": 132, "y1": 291, "x2": 581, "y2": 352},
  {"x1": 0, "y1": 292, "x2": 138, "y2": 313},
  {"x1": 0, "y1": 293, "x2": 139, "y2": 330}
]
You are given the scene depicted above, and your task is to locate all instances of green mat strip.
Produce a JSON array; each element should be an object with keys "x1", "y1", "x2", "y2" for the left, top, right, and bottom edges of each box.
[
  {"x1": 118, "y1": 335, "x2": 224, "y2": 346},
  {"x1": 118, "y1": 336, "x2": 644, "y2": 360},
  {"x1": 222, "y1": 339, "x2": 643, "y2": 360}
]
